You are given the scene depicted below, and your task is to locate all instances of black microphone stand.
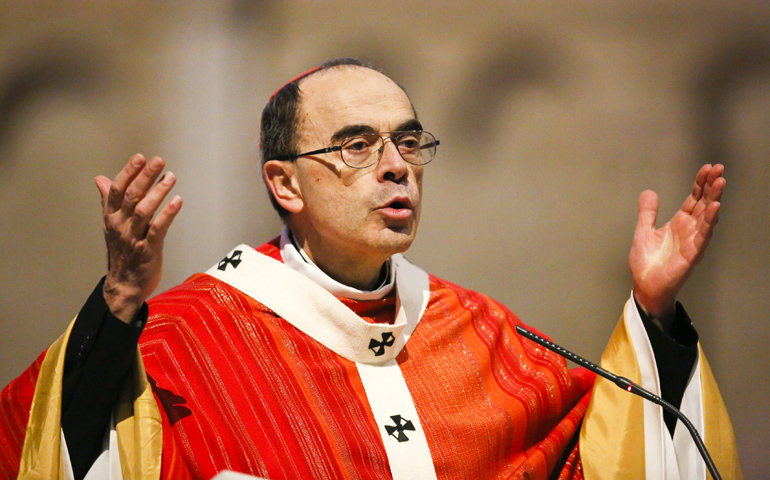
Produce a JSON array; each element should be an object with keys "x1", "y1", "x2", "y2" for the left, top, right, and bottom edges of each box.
[{"x1": 515, "y1": 325, "x2": 721, "y2": 480}]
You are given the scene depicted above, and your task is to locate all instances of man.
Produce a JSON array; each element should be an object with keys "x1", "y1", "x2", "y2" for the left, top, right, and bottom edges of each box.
[{"x1": 0, "y1": 59, "x2": 741, "y2": 479}]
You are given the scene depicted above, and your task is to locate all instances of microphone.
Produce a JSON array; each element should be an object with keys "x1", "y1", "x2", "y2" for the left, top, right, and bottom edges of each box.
[{"x1": 515, "y1": 325, "x2": 721, "y2": 480}]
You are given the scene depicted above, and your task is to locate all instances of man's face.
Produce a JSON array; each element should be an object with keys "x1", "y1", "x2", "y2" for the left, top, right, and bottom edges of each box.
[{"x1": 289, "y1": 66, "x2": 423, "y2": 263}]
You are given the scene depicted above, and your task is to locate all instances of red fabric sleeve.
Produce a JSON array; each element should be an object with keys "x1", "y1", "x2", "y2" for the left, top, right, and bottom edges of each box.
[{"x1": 0, "y1": 349, "x2": 47, "y2": 479}]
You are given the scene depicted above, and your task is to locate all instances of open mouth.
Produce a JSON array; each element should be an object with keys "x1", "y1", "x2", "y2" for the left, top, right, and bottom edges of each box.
[
  {"x1": 379, "y1": 198, "x2": 414, "y2": 220},
  {"x1": 384, "y1": 196, "x2": 413, "y2": 210}
]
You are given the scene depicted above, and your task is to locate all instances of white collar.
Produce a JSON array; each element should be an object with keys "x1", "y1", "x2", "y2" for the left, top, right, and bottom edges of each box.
[
  {"x1": 279, "y1": 227, "x2": 395, "y2": 301},
  {"x1": 205, "y1": 244, "x2": 430, "y2": 364}
]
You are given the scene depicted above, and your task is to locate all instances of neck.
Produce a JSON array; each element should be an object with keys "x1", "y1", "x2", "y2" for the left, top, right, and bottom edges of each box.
[{"x1": 288, "y1": 227, "x2": 389, "y2": 291}]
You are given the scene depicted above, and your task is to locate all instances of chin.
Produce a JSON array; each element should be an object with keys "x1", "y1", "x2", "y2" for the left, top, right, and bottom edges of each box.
[{"x1": 376, "y1": 226, "x2": 417, "y2": 255}]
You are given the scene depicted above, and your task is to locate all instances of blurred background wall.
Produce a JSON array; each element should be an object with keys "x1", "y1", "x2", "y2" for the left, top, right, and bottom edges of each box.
[{"x1": 1, "y1": 1, "x2": 768, "y2": 476}]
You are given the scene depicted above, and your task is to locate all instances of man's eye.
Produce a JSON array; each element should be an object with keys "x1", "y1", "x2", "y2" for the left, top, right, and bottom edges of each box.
[
  {"x1": 396, "y1": 135, "x2": 420, "y2": 150},
  {"x1": 343, "y1": 137, "x2": 375, "y2": 152},
  {"x1": 346, "y1": 141, "x2": 368, "y2": 152}
]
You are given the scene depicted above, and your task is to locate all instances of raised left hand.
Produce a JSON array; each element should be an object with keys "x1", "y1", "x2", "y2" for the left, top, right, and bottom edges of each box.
[{"x1": 629, "y1": 164, "x2": 725, "y2": 323}]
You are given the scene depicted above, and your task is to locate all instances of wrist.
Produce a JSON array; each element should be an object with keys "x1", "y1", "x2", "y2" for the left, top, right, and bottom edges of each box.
[
  {"x1": 103, "y1": 277, "x2": 144, "y2": 323},
  {"x1": 633, "y1": 290, "x2": 676, "y2": 332}
]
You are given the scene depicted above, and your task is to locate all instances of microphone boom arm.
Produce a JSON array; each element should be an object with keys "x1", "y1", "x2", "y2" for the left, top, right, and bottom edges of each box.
[{"x1": 515, "y1": 325, "x2": 721, "y2": 480}]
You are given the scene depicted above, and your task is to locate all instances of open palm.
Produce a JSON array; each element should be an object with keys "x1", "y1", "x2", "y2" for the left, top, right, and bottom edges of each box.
[{"x1": 630, "y1": 164, "x2": 725, "y2": 320}]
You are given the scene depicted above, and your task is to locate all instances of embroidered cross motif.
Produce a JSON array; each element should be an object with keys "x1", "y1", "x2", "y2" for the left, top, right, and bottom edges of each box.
[
  {"x1": 368, "y1": 332, "x2": 395, "y2": 356},
  {"x1": 385, "y1": 415, "x2": 415, "y2": 442},
  {"x1": 218, "y1": 250, "x2": 243, "y2": 271}
]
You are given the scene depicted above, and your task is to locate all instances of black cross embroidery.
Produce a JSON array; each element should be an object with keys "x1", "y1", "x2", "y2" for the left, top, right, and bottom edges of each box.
[
  {"x1": 384, "y1": 415, "x2": 415, "y2": 442},
  {"x1": 368, "y1": 332, "x2": 395, "y2": 356},
  {"x1": 218, "y1": 250, "x2": 243, "y2": 271}
]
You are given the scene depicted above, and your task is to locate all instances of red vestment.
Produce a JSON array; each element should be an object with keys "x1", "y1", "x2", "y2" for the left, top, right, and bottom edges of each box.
[{"x1": 2, "y1": 240, "x2": 595, "y2": 479}]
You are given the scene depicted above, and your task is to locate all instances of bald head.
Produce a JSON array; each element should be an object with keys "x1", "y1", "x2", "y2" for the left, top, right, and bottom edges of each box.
[{"x1": 295, "y1": 67, "x2": 416, "y2": 157}]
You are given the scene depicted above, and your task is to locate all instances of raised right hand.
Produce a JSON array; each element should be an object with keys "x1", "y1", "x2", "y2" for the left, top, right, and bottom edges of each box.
[{"x1": 95, "y1": 154, "x2": 182, "y2": 323}]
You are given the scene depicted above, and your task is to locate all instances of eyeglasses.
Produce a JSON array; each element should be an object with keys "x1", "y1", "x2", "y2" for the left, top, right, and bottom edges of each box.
[{"x1": 278, "y1": 131, "x2": 440, "y2": 169}]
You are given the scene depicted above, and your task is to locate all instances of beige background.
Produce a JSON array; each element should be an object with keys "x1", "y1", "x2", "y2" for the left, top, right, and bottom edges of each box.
[{"x1": 1, "y1": 1, "x2": 768, "y2": 477}]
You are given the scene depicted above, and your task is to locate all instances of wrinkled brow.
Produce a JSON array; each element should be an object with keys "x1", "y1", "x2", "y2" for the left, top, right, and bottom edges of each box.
[{"x1": 329, "y1": 119, "x2": 423, "y2": 144}]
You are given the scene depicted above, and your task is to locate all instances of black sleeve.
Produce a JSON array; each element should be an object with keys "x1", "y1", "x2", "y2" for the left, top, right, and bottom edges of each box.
[
  {"x1": 62, "y1": 278, "x2": 148, "y2": 480},
  {"x1": 635, "y1": 301, "x2": 699, "y2": 436}
]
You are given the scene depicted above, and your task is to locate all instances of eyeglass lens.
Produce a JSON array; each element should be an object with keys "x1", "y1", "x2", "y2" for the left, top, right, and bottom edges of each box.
[{"x1": 340, "y1": 131, "x2": 438, "y2": 169}]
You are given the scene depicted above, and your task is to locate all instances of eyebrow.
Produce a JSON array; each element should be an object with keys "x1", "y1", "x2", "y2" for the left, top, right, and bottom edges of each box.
[
  {"x1": 330, "y1": 124, "x2": 378, "y2": 144},
  {"x1": 395, "y1": 119, "x2": 423, "y2": 132},
  {"x1": 329, "y1": 119, "x2": 424, "y2": 144}
]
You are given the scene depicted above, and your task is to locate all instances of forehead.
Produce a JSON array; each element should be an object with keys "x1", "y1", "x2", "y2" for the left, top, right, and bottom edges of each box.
[{"x1": 297, "y1": 67, "x2": 415, "y2": 142}]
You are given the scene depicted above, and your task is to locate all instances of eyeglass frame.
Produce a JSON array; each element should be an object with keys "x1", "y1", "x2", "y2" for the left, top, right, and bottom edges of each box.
[{"x1": 272, "y1": 130, "x2": 440, "y2": 169}]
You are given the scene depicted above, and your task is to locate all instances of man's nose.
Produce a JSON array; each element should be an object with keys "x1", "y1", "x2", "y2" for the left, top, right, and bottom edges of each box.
[{"x1": 376, "y1": 139, "x2": 409, "y2": 183}]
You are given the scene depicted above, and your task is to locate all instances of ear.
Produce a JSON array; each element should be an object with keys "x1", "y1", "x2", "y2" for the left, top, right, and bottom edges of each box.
[{"x1": 263, "y1": 160, "x2": 304, "y2": 214}]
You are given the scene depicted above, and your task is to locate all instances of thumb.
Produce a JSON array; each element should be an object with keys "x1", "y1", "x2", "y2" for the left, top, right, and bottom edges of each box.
[
  {"x1": 637, "y1": 190, "x2": 659, "y2": 230},
  {"x1": 95, "y1": 176, "x2": 112, "y2": 209}
]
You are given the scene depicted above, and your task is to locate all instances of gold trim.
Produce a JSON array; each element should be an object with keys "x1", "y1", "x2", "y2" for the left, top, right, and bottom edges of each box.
[
  {"x1": 580, "y1": 303, "x2": 743, "y2": 479},
  {"x1": 115, "y1": 344, "x2": 163, "y2": 480},
  {"x1": 18, "y1": 319, "x2": 74, "y2": 479},
  {"x1": 17, "y1": 318, "x2": 163, "y2": 480},
  {"x1": 580, "y1": 303, "x2": 645, "y2": 479},
  {"x1": 700, "y1": 348, "x2": 743, "y2": 480}
]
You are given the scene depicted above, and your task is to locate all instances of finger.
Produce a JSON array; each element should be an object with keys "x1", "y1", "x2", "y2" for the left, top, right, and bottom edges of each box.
[
  {"x1": 691, "y1": 171, "x2": 726, "y2": 218},
  {"x1": 637, "y1": 190, "x2": 659, "y2": 230},
  {"x1": 107, "y1": 154, "x2": 146, "y2": 213},
  {"x1": 706, "y1": 163, "x2": 724, "y2": 185},
  {"x1": 130, "y1": 171, "x2": 177, "y2": 238},
  {"x1": 145, "y1": 195, "x2": 183, "y2": 245},
  {"x1": 695, "y1": 201, "x2": 720, "y2": 251},
  {"x1": 703, "y1": 200, "x2": 721, "y2": 228},
  {"x1": 705, "y1": 176, "x2": 726, "y2": 203},
  {"x1": 703, "y1": 164, "x2": 726, "y2": 203},
  {"x1": 683, "y1": 164, "x2": 711, "y2": 213},
  {"x1": 121, "y1": 156, "x2": 166, "y2": 215}
]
